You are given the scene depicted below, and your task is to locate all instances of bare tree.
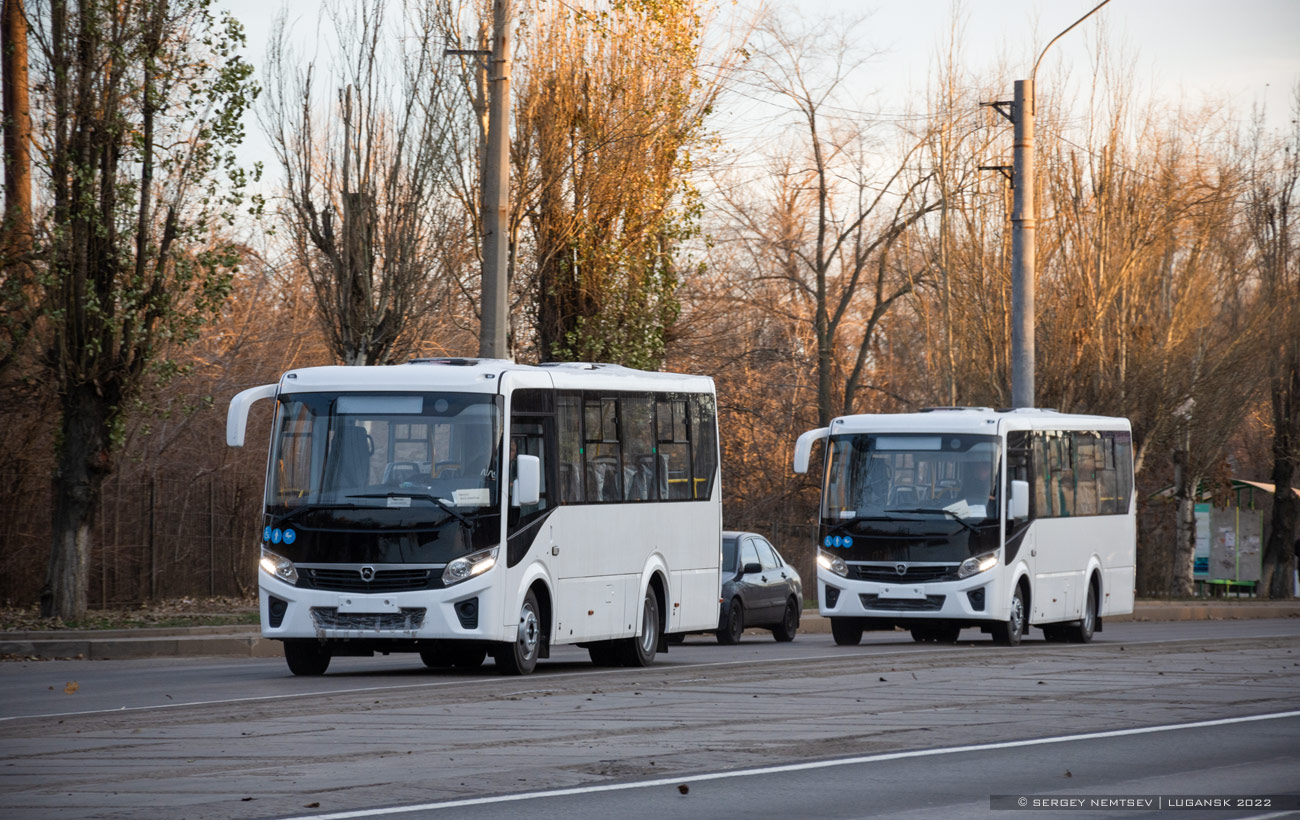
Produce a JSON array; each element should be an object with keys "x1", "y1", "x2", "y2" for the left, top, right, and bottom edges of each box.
[
  {"x1": 718, "y1": 11, "x2": 940, "y2": 428},
  {"x1": 1244, "y1": 88, "x2": 1300, "y2": 599},
  {"x1": 26, "y1": 0, "x2": 258, "y2": 620},
  {"x1": 261, "y1": 0, "x2": 464, "y2": 366}
]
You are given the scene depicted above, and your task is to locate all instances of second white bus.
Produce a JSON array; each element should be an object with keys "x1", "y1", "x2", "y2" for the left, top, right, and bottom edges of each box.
[{"x1": 794, "y1": 407, "x2": 1136, "y2": 646}]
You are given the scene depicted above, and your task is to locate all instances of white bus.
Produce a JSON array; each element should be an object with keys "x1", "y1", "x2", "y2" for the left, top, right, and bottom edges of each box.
[
  {"x1": 227, "y1": 358, "x2": 722, "y2": 676},
  {"x1": 794, "y1": 408, "x2": 1136, "y2": 646}
]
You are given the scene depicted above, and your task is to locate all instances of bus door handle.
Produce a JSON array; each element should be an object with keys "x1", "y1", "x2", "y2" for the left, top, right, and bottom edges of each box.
[
  {"x1": 552, "y1": 546, "x2": 560, "y2": 556},
  {"x1": 1031, "y1": 549, "x2": 1037, "y2": 557}
]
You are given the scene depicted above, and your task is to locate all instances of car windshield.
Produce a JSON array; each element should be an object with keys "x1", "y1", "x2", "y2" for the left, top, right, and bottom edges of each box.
[
  {"x1": 266, "y1": 392, "x2": 502, "y2": 513},
  {"x1": 823, "y1": 433, "x2": 1000, "y2": 523},
  {"x1": 722, "y1": 537, "x2": 738, "y2": 574}
]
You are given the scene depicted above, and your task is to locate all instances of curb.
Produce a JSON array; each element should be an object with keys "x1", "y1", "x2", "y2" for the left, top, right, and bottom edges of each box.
[{"x1": 3, "y1": 602, "x2": 1297, "y2": 661}]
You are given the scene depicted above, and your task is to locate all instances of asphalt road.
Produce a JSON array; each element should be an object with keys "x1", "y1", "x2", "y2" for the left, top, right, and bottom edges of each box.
[{"x1": 2, "y1": 619, "x2": 1298, "y2": 820}]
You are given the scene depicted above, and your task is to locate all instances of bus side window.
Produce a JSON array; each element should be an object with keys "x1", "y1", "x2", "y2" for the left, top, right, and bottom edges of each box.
[
  {"x1": 689, "y1": 394, "x2": 718, "y2": 500},
  {"x1": 556, "y1": 393, "x2": 584, "y2": 504},
  {"x1": 656, "y1": 398, "x2": 692, "y2": 500},
  {"x1": 621, "y1": 397, "x2": 656, "y2": 502},
  {"x1": 585, "y1": 397, "x2": 622, "y2": 502}
]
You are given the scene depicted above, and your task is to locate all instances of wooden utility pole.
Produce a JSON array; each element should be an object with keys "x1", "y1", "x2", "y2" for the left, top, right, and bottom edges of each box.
[{"x1": 478, "y1": 0, "x2": 512, "y2": 360}]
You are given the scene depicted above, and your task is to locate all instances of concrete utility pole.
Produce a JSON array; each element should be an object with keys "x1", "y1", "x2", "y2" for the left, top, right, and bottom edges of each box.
[
  {"x1": 478, "y1": 0, "x2": 513, "y2": 360},
  {"x1": 1010, "y1": 78, "x2": 1035, "y2": 410},
  {"x1": 983, "y1": 0, "x2": 1111, "y2": 409}
]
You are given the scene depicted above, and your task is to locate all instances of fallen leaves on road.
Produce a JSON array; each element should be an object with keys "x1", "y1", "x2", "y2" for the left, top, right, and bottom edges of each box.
[
  {"x1": 64, "y1": 681, "x2": 79, "y2": 694},
  {"x1": 677, "y1": 784, "x2": 690, "y2": 795}
]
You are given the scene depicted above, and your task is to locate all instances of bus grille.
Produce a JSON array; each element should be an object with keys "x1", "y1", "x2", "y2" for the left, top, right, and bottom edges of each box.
[
  {"x1": 852, "y1": 565, "x2": 955, "y2": 583},
  {"x1": 303, "y1": 568, "x2": 435, "y2": 593},
  {"x1": 310, "y1": 607, "x2": 427, "y2": 632},
  {"x1": 859, "y1": 594, "x2": 946, "y2": 612}
]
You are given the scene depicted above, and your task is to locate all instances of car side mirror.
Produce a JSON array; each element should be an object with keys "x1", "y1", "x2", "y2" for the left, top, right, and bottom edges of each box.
[
  {"x1": 1008, "y1": 479, "x2": 1029, "y2": 520},
  {"x1": 742, "y1": 562, "x2": 762, "y2": 575},
  {"x1": 514, "y1": 454, "x2": 540, "y2": 506}
]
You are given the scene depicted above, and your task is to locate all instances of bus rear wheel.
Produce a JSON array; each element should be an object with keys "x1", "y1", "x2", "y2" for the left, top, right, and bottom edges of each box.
[
  {"x1": 619, "y1": 588, "x2": 660, "y2": 667},
  {"x1": 1066, "y1": 584, "x2": 1097, "y2": 643},
  {"x1": 494, "y1": 590, "x2": 541, "y2": 675},
  {"x1": 283, "y1": 639, "x2": 331, "y2": 676},
  {"x1": 830, "y1": 617, "x2": 863, "y2": 646}
]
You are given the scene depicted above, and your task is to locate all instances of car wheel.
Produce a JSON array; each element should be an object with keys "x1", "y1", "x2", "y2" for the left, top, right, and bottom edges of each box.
[
  {"x1": 991, "y1": 585, "x2": 1027, "y2": 646},
  {"x1": 1066, "y1": 583, "x2": 1097, "y2": 644},
  {"x1": 619, "y1": 588, "x2": 660, "y2": 667},
  {"x1": 772, "y1": 597, "x2": 799, "y2": 642},
  {"x1": 716, "y1": 599, "x2": 744, "y2": 645},
  {"x1": 830, "y1": 617, "x2": 863, "y2": 646},
  {"x1": 283, "y1": 639, "x2": 331, "y2": 676},
  {"x1": 494, "y1": 590, "x2": 541, "y2": 675}
]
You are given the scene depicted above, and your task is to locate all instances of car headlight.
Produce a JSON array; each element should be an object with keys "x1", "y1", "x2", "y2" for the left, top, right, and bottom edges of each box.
[
  {"x1": 957, "y1": 552, "x2": 997, "y2": 579},
  {"x1": 816, "y1": 549, "x2": 849, "y2": 578},
  {"x1": 259, "y1": 548, "x2": 298, "y2": 584},
  {"x1": 442, "y1": 546, "x2": 498, "y2": 586}
]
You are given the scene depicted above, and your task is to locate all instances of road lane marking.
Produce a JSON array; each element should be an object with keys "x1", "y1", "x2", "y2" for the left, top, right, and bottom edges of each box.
[
  {"x1": 281, "y1": 710, "x2": 1300, "y2": 820},
  {"x1": 3, "y1": 631, "x2": 1296, "y2": 722}
]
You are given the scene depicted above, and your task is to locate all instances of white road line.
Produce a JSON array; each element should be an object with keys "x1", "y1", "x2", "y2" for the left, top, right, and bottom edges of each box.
[
  {"x1": 281, "y1": 710, "x2": 1300, "y2": 820},
  {"x1": 2, "y1": 631, "x2": 1296, "y2": 723}
]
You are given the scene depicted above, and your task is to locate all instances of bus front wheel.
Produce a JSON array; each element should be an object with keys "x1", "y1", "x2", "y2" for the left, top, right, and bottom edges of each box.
[
  {"x1": 283, "y1": 639, "x2": 331, "y2": 676},
  {"x1": 494, "y1": 590, "x2": 541, "y2": 675},
  {"x1": 830, "y1": 617, "x2": 863, "y2": 646},
  {"x1": 991, "y1": 586, "x2": 1027, "y2": 646}
]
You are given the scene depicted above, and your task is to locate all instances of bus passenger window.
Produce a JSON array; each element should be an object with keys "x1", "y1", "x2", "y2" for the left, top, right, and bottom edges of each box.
[
  {"x1": 556, "y1": 394, "x2": 584, "y2": 504},
  {"x1": 657, "y1": 398, "x2": 692, "y2": 500},
  {"x1": 622, "y1": 397, "x2": 656, "y2": 502}
]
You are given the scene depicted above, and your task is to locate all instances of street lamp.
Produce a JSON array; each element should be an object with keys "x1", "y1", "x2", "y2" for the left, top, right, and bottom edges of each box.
[{"x1": 1005, "y1": 0, "x2": 1113, "y2": 409}]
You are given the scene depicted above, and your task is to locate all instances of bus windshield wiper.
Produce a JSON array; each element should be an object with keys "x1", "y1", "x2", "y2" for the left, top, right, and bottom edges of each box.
[
  {"x1": 272, "y1": 503, "x2": 367, "y2": 527},
  {"x1": 884, "y1": 507, "x2": 977, "y2": 533},
  {"x1": 348, "y1": 492, "x2": 471, "y2": 528}
]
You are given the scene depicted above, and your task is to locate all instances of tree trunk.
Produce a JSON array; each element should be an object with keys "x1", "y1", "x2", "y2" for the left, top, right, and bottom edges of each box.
[
  {"x1": 2, "y1": 0, "x2": 31, "y2": 248},
  {"x1": 1170, "y1": 447, "x2": 1196, "y2": 597},
  {"x1": 41, "y1": 383, "x2": 113, "y2": 621},
  {"x1": 1260, "y1": 357, "x2": 1298, "y2": 599}
]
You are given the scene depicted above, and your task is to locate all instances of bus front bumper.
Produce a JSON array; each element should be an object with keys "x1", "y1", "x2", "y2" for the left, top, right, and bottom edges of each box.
[
  {"x1": 817, "y1": 568, "x2": 1002, "y2": 623},
  {"x1": 258, "y1": 571, "x2": 508, "y2": 644}
]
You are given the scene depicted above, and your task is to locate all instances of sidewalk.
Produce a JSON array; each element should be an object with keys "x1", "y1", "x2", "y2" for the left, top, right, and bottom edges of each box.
[{"x1": 2, "y1": 601, "x2": 1297, "y2": 661}]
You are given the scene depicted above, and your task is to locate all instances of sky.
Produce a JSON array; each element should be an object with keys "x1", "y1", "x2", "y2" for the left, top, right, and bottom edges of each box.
[{"x1": 218, "y1": 0, "x2": 1300, "y2": 194}]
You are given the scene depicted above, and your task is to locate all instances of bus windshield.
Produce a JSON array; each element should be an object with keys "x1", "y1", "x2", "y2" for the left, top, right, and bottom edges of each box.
[
  {"x1": 823, "y1": 433, "x2": 1000, "y2": 523},
  {"x1": 267, "y1": 392, "x2": 502, "y2": 514}
]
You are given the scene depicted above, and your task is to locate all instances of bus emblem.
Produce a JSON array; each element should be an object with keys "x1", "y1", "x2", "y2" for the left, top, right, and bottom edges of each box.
[
  {"x1": 895, "y1": 564, "x2": 907, "y2": 576},
  {"x1": 360, "y1": 566, "x2": 376, "y2": 582}
]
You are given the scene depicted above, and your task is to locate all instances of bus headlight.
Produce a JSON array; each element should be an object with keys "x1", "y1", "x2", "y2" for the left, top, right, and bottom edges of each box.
[
  {"x1": 817, "y1": 550, "x2": 849, "y2": 578},
  {"x1": 957, "y1": 552, "x2": 997, "y2": 579},
  {"x1": 259, "y1": 548, "x2": 298, "y2": 585},
  {"x1": 442, "y1": 546, "x2": 498, "y2": 586}
]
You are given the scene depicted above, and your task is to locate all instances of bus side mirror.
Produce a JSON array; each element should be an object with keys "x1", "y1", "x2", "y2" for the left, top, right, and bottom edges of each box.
[
  {"x1": 514, "y1": 455, "x2": 540, "y2": 506},
  {"x1": 793, "y1": 427, "x2": 829, "y2": 474},
  {"x1": 226, "y1": 384, "x2": 277, "y2": 447},
  {"x1": 1008, "y1": 480, "x2": 1029, "y2": 520}
]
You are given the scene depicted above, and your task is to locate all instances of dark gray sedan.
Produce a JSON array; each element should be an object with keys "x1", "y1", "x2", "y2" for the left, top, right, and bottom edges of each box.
[{"x1": 714, "y1": 531, "x2": 803, "y2": 644}]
